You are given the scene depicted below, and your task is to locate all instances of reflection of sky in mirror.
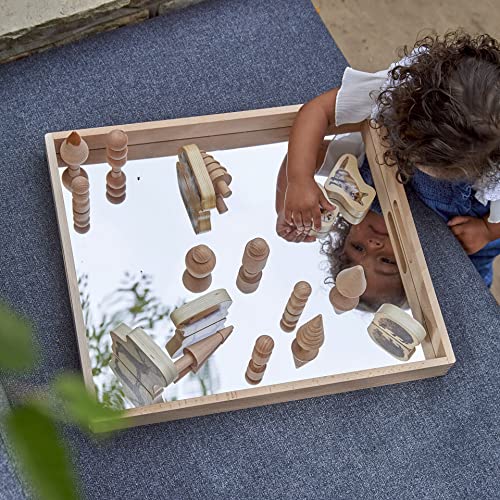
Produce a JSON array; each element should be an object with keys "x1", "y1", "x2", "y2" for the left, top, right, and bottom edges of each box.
[{"x1": 59, "y1": 142, "x2": 423, "y2": 408}]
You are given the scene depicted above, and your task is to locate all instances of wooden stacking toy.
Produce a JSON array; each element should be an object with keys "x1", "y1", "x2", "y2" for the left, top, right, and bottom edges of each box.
[
  {"x1": 71, "y1": 176, "x2": 90, "y2": 234},
  {"x1": 182, "y1": 244, "x2": 216, "y2": 293},
  {"x1": 166, "y1": 288, "x2": 233, "y2": 357},
  {"x1": 323, "y1": 153, "x2": 376, "y2": 225},
  {"x1": 106, "y1": 129, "x2": 128, "y2": 204},
  {"x1": 110, "y1": 322, "x2": 233, "y2": 407},
  {"x1": 236, "y1": 237, "x2": 270, "y2": 294},
  {"x1": 200, "y1": 150, "x2": 233, "y2": 213},
  {"x1": 60, "y1": 131, "x2": 89, "y2": 190},
  {"x1": 280, "y1": 281, "x2": 312, "y2": 332},
  {"x1": 291, "y1": 315, "x2": 324, "y2": 368},
  {"x1": 177, "y1": 144, "x2": 233, "y2": 234},
  {"x1": 329, "y1": 265, "x2": 367, "y2": 314},
  {"x1": 245, "y1": 335, "x2": 274, "y2": 385},
  {"x1": 367, "y1": 304, "x2": 426, "y2": 362}
]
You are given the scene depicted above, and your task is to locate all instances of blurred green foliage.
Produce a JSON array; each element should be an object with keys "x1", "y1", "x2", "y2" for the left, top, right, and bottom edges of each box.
[
  {"x1": 0, "y1": 302, "x2": 122, "y2": 499},
  {"x1": 0, "y1": 303, "x2": 36, "y2": 371}
]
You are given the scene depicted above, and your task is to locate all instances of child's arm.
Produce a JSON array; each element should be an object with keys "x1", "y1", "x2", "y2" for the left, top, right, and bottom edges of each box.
[
  {"x1": 448, "y1": 216, "x2": 500, "y2": 254},
  {"x1": 284, "y1": 88, "x2": 363, "y2": 231}
]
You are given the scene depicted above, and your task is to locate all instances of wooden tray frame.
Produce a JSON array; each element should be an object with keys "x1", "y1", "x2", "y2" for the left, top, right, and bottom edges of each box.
[{"x1": 45, "y1": 106, "x2": 455, "y2": 431}]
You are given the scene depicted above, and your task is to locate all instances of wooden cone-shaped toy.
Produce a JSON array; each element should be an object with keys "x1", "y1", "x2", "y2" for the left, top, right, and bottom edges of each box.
[
  {"x1": 182, "y1": 244, "x2": 216, "y2": 293},
  {"x1": 329, "y1": 287, "x2": 359, "y2": 314},
  {"x1": 291, "y1": 315, "x2": 324, "y2": 368},
  {"x1": 236, "y1": 237, "x2": 270, "y2": 294},
  {"x1": 71, "y1": 176, "x2": 90, "y2": 234},
  {"x1": 60, "y1": 131, "x2": 89, "y2": 190},
  {"x1": 335, "y1": 265, "x2": 367, "y2": 298},
  {"x1": 245, "y1": 335, "x2": 274, "y2": 385},
  {"x1": 182, "y1": 325, "x2": 233, "y2": 372},
  {"x1": 280, "y1": 281, "x2": 312, "y2": 332},
  {"x1": 106, "y1": 129, "x2": 128, "y2": 204}
]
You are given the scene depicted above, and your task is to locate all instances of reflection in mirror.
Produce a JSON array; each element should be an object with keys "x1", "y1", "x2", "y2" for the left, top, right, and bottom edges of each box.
[{"x1": 58, "y1": 138, "x2": 425, "y2": 410}]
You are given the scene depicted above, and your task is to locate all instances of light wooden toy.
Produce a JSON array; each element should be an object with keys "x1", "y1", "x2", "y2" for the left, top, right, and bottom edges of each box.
[
  {"x1": 329, "y1": 265, "x2": 367, "y2": 314},
  {"x1": 236, "y1": 237, "x2": 270, "y2": 294},
  {"x1": 60, "y1": 131, "x2": 89, "y2": 190},
  {"x1": 177, "y1": 144, "x2": 233, "y2": 234},
  {"x1": 200, "y1": 150, "x2": 233, "y2": 213},
  {"x1": 182, "y1": 244, "x2": 216, "y2": 293},
  {"x1": 280, "y1": 281, "x2": 312, "y2": 332},
  {"x1": 323, "y1": 154, "x2": 376, "y2": 225},
  {"x1": 166, "y1": 288, "x2": 233, "y2": 357},
  {"x1": 175, "y1": 325, "x2": 233, "y2": 379},
  {"x1": 106, "y1": 129, "x2": 128, "y2": 204},
  {"x1": 291, "y1": 314, "x2": 324, "y2": 368},
  {"x1": 308, "y1": 184, "x2": 339, "y2": 239},
  {"x1": 71, "y1": 175, "x2": 90, "y2": 234},
  {"x1": 367, "y1": 304, "x2": 426, "y2": 361},
  {"x1": 245, "y1": 335, "x2": 274, "y2": 385},
  {"x1": 110, "y1": 323, "x2": 233, "y2": 407},
  {"x1": 110, "y1": 323, "x2": 178, "y2": 407}
]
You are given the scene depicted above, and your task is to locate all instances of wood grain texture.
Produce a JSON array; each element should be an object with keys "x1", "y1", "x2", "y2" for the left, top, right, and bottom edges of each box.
[
  {"x1": 45, "y1": 109, "x2": 455, "y2": 431},
  {"x1": 362, "y1": 122, "x2": 454, "y2": 363}
]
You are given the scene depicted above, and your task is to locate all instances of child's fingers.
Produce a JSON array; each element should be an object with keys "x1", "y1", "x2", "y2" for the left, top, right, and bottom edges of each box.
[
  {"x1": 447, "y1": 216, "x2": 471, "y2": 227},
  {"x1": 284, "y1": 209, "x2": 294, "y2": 225},
  {"x1": 302, "y1": 210, "x2": 313, "y2": 230},
  {"x1": 319, "y1": 192, "x2": 335, "y2": 211},
  {"x1": 293, "y1": 212, "x2": 304, "y2": 231},
  {"x1": 313, "y1": 207, "x2": 322, "y2": 230}
]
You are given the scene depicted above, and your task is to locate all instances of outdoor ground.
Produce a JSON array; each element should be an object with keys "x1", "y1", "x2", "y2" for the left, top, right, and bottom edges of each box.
[{"x1": 313, "y1": 0, "x2": 500, "y2": 301}]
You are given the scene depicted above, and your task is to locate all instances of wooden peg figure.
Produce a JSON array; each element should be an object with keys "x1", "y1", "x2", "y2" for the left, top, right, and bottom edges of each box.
[
  {"x1": 106, "y1": 129, "x2": 128, "y2": 204},
  {"x1": 280, "y1": 281, "x2": 312, "y2": 332},
  {"x1": 236, "y1": 237, "x2": 270, "y2": 293},
  {"x1": 245, "y1": 335, "x2": 274, "y2": 385},
  {"x1": 329, "y1": 265, "x2": 367, "y2": 314},
  {"x1": 60, "y1": 131, "x2": 89, "y2": 190},
  {"x1": 182, "y1": 244, "x2": 216, "y2": 293},
  {"x1": 71, "y1": 176, "x2": 90, "y2": 234},
  {"x1": 291, "y1": 314, "x2": 324, "y2": 368}
]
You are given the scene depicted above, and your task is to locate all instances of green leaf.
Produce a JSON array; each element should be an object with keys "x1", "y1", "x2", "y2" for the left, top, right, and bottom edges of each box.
[
  {"x1": 53, "y1": 374, "x2": 123, "y2": 431},
  {"x1": 5, "y1": 405, "x2": 79, "y2": 500},
  {"x1": 0, "y1": 303, "x2": 36, "y2": 371}
]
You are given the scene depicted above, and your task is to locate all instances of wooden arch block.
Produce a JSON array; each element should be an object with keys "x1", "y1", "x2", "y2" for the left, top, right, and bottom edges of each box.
[
  {"x1": 177, "y1": 144, "x2": 216, "y2": 234},
  {"x1": 324, "y1": 154, "x2": 376, "y2": 225}
]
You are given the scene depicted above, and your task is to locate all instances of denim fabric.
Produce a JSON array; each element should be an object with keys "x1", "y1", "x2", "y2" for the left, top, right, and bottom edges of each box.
[
  {"x1": 361, "y1": 157, "x2": 500, "y2": 286},
  {"x1": 0, "y1": 1, "x2": 499, "y2": 499},
  {"x1": 411, "y1": 170, "x2": 500, "y2": 286}
]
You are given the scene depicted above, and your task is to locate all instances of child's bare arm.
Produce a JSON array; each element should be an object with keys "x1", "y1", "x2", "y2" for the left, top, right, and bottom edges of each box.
[{"x1": 285, "y1": 88, "x2": 363, "y2": 230}]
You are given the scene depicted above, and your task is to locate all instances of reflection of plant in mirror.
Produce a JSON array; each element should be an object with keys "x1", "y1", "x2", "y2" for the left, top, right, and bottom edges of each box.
[{"x1": 79, "y1": 272, "x2": 174, "y2": 409}]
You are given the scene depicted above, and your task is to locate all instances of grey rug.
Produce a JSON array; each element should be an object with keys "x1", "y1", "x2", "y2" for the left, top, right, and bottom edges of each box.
[{"x1": 0, "y1": 1, "x2": 499, "y2": 498}]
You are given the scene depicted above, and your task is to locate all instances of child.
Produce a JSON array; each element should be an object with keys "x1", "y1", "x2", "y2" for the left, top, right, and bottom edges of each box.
[{"x1": 276, "y1": 31, "x2": 500, "y2": 288}]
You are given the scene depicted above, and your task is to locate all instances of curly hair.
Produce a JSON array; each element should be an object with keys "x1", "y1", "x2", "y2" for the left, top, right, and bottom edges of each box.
[{"x1": 373, "y1": 30, "x2": 500, "y2": 183}]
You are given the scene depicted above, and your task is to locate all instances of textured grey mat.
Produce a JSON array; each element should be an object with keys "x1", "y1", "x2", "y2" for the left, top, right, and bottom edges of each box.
[{"x1": 0, "y1": 0, "x2": 499, "y2": 499}]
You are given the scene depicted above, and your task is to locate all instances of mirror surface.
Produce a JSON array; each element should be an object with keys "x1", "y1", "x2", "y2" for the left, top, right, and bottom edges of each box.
[{"x1": 58, "y1": 140, "x2": 423, "y2": 410}]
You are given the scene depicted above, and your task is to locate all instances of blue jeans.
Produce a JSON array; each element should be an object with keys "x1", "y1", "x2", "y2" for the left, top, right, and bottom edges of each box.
[
  {"x1": 361, "y1": 159, "x2": 500, "y2": 287},
  {"x1": 411, "y1": 170, "x2": 500, "y2": 287}
]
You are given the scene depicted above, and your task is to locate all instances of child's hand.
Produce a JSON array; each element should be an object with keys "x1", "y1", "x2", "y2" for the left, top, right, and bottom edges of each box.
[
  {"x1": 284, "y1": 178, "x2": 335, "y2": 231},
  {"x1": 447, "y1": 216, "x2": 491, "y2": 254},
  {"x1": 276, "y1": 211, "x2": 316, "y2": 243}
]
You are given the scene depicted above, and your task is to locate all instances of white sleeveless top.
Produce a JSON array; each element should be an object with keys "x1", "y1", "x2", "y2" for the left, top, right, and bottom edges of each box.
[{"x1": 334, "y1": 56, "x2": 500, "y2": 223}]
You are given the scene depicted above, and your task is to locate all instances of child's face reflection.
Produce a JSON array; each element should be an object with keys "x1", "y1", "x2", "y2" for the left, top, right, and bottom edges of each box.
[{"x1": 343, "y1": 211, "x2": 404, "y2": 304}]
